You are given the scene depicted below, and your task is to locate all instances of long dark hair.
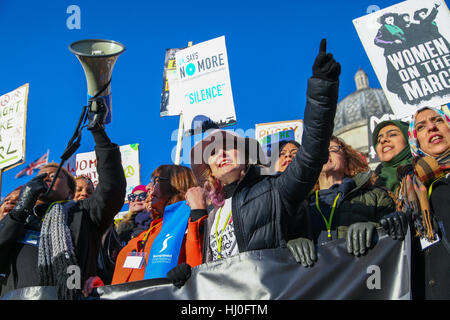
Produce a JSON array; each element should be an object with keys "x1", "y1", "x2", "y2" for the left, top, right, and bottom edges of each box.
[{"x1": 151, "y1": 165, "x2": 198, "y2": 206}]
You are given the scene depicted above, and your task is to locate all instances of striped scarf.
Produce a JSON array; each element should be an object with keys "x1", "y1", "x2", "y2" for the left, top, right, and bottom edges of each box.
[
  {"x1": 38, "y1": 201, "x2": 81, "y2": 300},
  {"x1": 400, "y1": 106, "x2": 450, "y2": 241}
]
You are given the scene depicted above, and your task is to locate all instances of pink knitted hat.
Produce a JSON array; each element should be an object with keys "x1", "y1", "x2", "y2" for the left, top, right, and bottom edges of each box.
[{"x1": 131, "y1": 185, "x2": 147, "y2": 194}]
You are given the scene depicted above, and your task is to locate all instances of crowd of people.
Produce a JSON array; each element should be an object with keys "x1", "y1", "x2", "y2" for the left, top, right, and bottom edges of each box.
[{"x1": 0, "y1": 38, "x2": 449, "y2": 300}]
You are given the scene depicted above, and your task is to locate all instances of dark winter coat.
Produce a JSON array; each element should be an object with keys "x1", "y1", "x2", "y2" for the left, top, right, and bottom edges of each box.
[
  {"x1": 201, "y1": 76, "x2": 339, "y2": 263},
  {"x1": 421, "y1": 175, "x2": 450, "y2": 300},
  {"x1": 301, "y1": 171, "x2": 396, "y2": 245},
  {"x1": 0, "y1": 130, "x2": 126, "y2": 297}
]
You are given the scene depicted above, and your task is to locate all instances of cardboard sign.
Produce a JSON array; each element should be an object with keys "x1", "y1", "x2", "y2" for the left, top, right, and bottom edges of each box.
[
  {"x1": 65, "y1": 143, "x2": 141, "y2": 201},
  {"x1": 0, "y1": 84, "x2": 28, "y2": 171},
  {"x1": 160, "y1": 48, "x2": 185, "y2": 117},
  {"x1": 173, "y1": 36, "x2": 237, "y2": 135},
  {"x1": 260, "y1": 129, "x2": 296, "y2": 158},
  {"x1": 255, "y1": 119, "x2": 303, "y2": 147},
  {"x1": 353, "y1": 0, "x2": 450, "y2": 119}
]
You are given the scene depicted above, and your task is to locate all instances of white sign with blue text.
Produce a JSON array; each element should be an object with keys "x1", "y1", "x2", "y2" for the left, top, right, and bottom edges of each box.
[{"x1": 173, "y1": 36, "x2": 237, "y2": 136}]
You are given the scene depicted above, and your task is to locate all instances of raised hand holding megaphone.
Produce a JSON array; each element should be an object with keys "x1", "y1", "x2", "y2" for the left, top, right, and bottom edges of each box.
[{"x1": 43, "y1": 39, "x2": 125, "y2": 197}]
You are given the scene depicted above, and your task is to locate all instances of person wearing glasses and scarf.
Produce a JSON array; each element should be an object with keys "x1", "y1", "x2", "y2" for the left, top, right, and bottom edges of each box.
[
  {"x1": 115, "y1": 185, "x2": 153, "y2": 245},
  {"x1": 288, "y1": 136, "x2": 396, "y2": 262},
  {"x1": 382, "y1": 106, "x2": 450, "y2": 300},
  {"x1": 111, "y1": 165, "x2": 204, "y2": 285}
]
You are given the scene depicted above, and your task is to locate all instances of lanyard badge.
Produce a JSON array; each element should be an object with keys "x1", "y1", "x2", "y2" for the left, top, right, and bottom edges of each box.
[{"x1": 315, "y1": 190, "x2": 341, "y2": 240}]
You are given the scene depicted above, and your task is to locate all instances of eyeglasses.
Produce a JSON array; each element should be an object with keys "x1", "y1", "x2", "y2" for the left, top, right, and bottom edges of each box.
[
  {"x1": 329, "y1": 145, "x2": 343, "y2": 153},
  {"x1": 151, "y1": 176, "x2": 169, "y2": 187},
  {"x1": 127, "y1": 192, "x2": 148, "y2": 202}
]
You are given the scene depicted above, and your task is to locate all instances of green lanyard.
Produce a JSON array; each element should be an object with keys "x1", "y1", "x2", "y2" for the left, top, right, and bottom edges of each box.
[
  {"x1": 315, "y1": 190, "x2": 341, "y2": 240},
  {"x1": 214, "y1": 206, "x2": 232, "y2": 260}
]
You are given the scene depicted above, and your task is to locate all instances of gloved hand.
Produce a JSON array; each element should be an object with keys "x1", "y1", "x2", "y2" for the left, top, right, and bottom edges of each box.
[
  {"x1": 287, "y1": 237, "x2": 317, "y2": 267},
  {"x1": 312, "y1": 39, "x2": 341, "y2": 82},
  {"x1": 9, "y1": 173, "x2": 49, "y2": 221},
  {"x1": 167, "y1": 263, "x2": 192, "y2": 289},
  {"x1": 380, "y1": 211, "x2": 409, "y2": 240},
  {"x1": 87, "y1": 97, "x2": 108, "y2": 131},
  {"x1": 346, "y1": 222, "x2": 375, "y2": 257}
]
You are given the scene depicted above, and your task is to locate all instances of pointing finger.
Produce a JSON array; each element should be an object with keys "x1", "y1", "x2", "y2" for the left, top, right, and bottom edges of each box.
[{"x1": 319, "y1": 38, "x2": 327, "y2": 54}]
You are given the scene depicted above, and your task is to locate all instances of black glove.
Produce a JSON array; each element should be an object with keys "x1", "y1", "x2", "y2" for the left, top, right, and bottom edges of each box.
[
  {"x1": 380, "y1": 211, "x2": 409, "y2": 241},
  {"x1": 287, "y1": 237, "x2": 317, "y2": 267},
  {"x1": 167, "y1": 263, "x2": 192, "y2": 289},
  {"x1": 9, "y1": 173, "x2": 49, "y2": 222},
  {"x1": 346, "y1": 222, "x2": 375, "y2": 257},
  {"x1": 312, "y1": 39, "x2": 341, "y2": 82},
  {"x1": 87, "y1": 97, "x2": 108, "y2": 131}
]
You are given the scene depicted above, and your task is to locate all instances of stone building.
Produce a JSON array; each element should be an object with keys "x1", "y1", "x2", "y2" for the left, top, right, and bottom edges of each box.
[{"x1": 333, "y1": 69, "x2": 393, "y2": 168}]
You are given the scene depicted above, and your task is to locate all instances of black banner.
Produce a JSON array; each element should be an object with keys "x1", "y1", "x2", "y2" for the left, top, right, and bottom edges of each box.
[{"x1": 1, "y1": 229, "x2": 410, "y2": 300}]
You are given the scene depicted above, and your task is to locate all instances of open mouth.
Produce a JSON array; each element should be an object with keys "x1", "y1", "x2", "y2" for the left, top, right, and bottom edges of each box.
[
  {"x1": 429, "y1": 135, "x2": 443, "y2": 144},
  {"x1": 218, "y1": 159, "x2": 233, "y2": 168},
  {"x1": 382, "y1": 146, "x2": 393, "y2": 153}
]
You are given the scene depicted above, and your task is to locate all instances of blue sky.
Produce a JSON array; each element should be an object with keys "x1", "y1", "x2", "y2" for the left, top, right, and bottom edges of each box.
[{"x1": 0, "y1": 0, "x2": 407, "y2": 198}]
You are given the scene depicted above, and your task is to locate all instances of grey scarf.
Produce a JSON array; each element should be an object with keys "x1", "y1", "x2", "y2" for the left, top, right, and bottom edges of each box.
[{"x1": 38, "y1": 201, "x2": 81, "y2": 300}]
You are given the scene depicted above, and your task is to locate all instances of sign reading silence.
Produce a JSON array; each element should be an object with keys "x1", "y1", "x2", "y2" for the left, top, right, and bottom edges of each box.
[{"x1": 171, "y1": 36, "x2": 237, "y2": 136}]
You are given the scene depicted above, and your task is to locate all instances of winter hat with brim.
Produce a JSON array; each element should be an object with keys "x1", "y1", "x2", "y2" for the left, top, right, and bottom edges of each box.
[{"x1": 190, "y1": 129, "x2": 268, "y2": 187}]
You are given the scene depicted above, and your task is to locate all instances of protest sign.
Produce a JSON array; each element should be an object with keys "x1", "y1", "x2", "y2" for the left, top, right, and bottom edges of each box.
[
  {"x1": 0, "y1": 84, "x2": 28, "y2": 172},
  {"x1": 65, "y1": 143, "x2": 140, "y2": 201},
  {"x1": 255, "y1": 119, "x2": 303, "y2": 148},
  {"x1": 353, "y1": 0, "x2": 450, "y2": 119},
  {"x1": 160, "y1": 48, "x2": 185, "y2": 117},
  {"x1": 172, "y1": 36, "x2": 237, "y2": 136},
  {"x1": 260, "y1": 129, "x2": 295, "y2": 158}
]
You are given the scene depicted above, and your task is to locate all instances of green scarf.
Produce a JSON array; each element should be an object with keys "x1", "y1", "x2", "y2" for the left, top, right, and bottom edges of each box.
[
  {"x1": 385, "y1": 24, "x2": 406, "y2": 41},
  {"x1": 379, "y1": 146, "x2": 412, "y2": 192},
  {"x1": 373, "y1": 120, "x2": 412, "y2": 192}
]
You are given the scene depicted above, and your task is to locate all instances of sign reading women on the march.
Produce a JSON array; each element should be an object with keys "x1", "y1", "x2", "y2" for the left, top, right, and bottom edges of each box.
[
  {"x1": 0, "y1": 84, "x2": 29, "y2": 171},
  {"x1": 353, "y1": 0, "x2": 450, "y2": 119},
  {"x1": 172, "y1": 36, "x2": 237, "y2": 136}
]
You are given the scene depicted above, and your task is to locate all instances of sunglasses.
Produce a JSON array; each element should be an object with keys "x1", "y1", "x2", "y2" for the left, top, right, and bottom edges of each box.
[
  {"x1": 127, "y1": 192, "x2": 148, "y2": 202},
  {"x1": 151, "y1": 176, "x2": 169, "y2": 187}
]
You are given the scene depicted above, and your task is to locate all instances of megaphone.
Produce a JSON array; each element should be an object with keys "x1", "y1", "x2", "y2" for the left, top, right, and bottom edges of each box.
[{"x1": 69, "y1": 39, "x2": 126, "y2": 125}]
